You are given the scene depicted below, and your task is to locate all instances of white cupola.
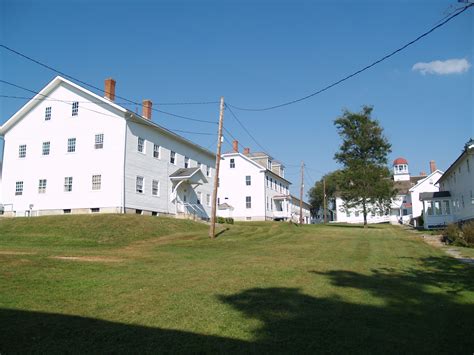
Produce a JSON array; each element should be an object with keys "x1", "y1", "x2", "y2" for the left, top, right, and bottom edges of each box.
[{"x1": 393, "y1": 157, "x2": 410, "y2": 181}]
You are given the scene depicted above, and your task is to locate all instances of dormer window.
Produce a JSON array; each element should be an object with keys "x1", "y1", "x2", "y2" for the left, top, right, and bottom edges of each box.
[{"x1": 268, "y1": 160, "x2": 272, "y2": 169}]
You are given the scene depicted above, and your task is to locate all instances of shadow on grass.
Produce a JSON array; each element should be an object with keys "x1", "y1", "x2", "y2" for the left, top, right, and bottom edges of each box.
[{"x1": 2, "y1": 256, "x2": 473, "y2": 353}]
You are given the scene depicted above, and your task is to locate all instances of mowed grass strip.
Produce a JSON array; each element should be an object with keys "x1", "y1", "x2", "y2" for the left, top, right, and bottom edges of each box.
[{"x1": 0, "y1": 215, "x2": 473, "y2": 354}]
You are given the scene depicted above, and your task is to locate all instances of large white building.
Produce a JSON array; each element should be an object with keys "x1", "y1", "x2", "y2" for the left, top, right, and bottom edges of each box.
[
  {"x1": 217, "y1": 142, "x2": 311, "y2": 223},
  {"x1": 331, "y1": 158, "x2": 442, "y2": 225},
  {"x1": 0, "y1": 76, "x2": 215, "y2": 219},
  {"x1": 421, "y1": 139, "x2": 474, "y2": 229}
]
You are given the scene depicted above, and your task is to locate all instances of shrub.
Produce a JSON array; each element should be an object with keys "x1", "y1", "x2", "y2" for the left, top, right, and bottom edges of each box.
[
  {"x1": 442, "y1": 224, "x2": 461, "y2": 245},
  {"x1": 461, "y1": 221, "x2": 474, "y2": 247},
  {"x1": 225, "y1": 218, "x2": 234, "y2": 225},
  {"x1": 217, "y1": 217, "x2": 226, "y2": 224}
]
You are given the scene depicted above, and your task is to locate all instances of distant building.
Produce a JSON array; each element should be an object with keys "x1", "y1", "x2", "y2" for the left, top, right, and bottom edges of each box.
[
  {"x1": 332, "y1": 157, "x2": 442, "y2": 225},
  {"x1": 217, "y1": 141, "x2": 311, "y2": 223},
  {"x1": 0, "y1": 76, "x2": 215, "y2": 218},
  {"x1": 421, "y1": 139, "x2": 474, "y2": 229}
]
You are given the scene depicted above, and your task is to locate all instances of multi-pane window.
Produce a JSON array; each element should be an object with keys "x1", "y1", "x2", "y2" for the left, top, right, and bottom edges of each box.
[
  {"x1": 246, "y1": 175, "x2": 251, "y2": 186},
  {"x1": 67, "y1": 138, "x2": 76, "y2": 153},
  {"x1": 138, "y1": 137, "x2": 145, "y2": 153},
  {"x1": 92, "y1": 175, "x2": 101, "y2": 190},
  {"x1": 270, "y1": 178, "x2": 273, "y2": 189},
  {"x1": 136, "y1": 176, "x2": 144, "y2": 194},
  {"x1": 346, "y1": 211, "x2": 351, "y2": 217},
  {"x1": 18, "y1": 144, "x2": 26, "y2": 158},
  {"x1": 443, "y1": 200, "x2": 450, "y2": 215},
  {"x1": 64, "y1": 177, "x2": 73, "y2": 192},
  {"x1": 38, "y1": 179, "x2": 47, "y2": 194},
  {"x1": 266, "y1": 176, "x2": 270, "y2": 187},
  {"x1": 95, "y1": 134, "x2": 104, "y2": 149},
  {"x1": 184, "y1": 157, "x2": 190, "y2": 168},
  {"x1": 170, "y1": 151, "x2": 176, "y2": 164},
  {"x1": 246, "y1": 196, "x2": 251, "y2": 209},
  {"x1": 197, "y1": 192, "x2": 202, "y2": 205},
  {"x1": 434, "y1": 201, "x2": 442, "y2": 215},
  {"x1": 153, "y1": 144, "x2": 160, "y2": 158},
  {"x1": 15, "y1": 181, "x2": 24, "y2": 195},
  {"x1": 268, "y1": 160, "x2": 272, "y2": 169},
  {"x1": 206, "y1": 166, "x2": 211, "y2": 177},
  {"x1": 230, "y1": 158, "x2": 235, "y2": 168},
  {"x1": 355, "y1": 211, "x2": 360, "y2": 217},
  {"x1": 206, "y1": 194, "x2": 211, "y2": 207},
  {"x1": 152, "y1": 180, "x2": 159, "y2": 196},
  {"x1": 72, "y1": 101, "x2": 79, "y2": 116},
  {"x1": 42, "y1": 141, "x2": 50, "y2": 155},
  {"x1": 427, "y1": 201, "x2": 434, "y2": 216},
  {"x1": 45, "y1": 106, "x2": 51, "y2": 121}
]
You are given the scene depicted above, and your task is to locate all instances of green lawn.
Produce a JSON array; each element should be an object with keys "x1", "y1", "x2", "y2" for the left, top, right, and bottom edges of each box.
[{"x1": 1, "y1": 215, "x2": 473, "y2": 354}]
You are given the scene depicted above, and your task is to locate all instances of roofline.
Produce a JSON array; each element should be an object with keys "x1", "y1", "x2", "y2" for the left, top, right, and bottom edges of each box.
[
  {"x1": 408, "y1": 169, "x2": 444, "y2": 192},
  {"x1": 290, "y1": 194, "x2": 311, "y2": 208},
  {"x1": 437, "y1": 142, "x2": 474, "y2": 184},
  {"x1": 169, "y1": 167, "x2": 203, "y2": 180},
  {"x1": 128, "y1": 113, "x2": 215, "y2": 158},
  {"x1": 0, "y1": 76, "x2": 126, "y2": 135},
  {"x1": 0, "y1": 76, "x2": 215, "y2": 159}
]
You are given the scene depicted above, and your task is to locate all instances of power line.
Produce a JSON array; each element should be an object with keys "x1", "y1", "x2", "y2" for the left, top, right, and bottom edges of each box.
[
  {"x1": 227, "y1": 3, "x2": 473, "y2": 112},
  {"x1": 0, "y1": 44, "x2": 218, "y2": 123},
  {"x1": 0, "y1": 79, "x2": 216, "y2": 137}
]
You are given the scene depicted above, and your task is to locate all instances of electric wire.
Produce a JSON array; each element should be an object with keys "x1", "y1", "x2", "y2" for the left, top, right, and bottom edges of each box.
[
  {"x1": 227, "y1": 3, "x2": 473, "y2": 111},
  {"x1": 0, "y1": 44, "x2": 218, "y2": 123}
]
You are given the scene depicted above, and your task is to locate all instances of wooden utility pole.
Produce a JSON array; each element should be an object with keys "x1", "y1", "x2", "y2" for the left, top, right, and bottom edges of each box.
[
  {"x1": 299, "y1": 160, "x2": 304, "y2": 225},
  {"x1": 209, "y1": 96, "x2": 225, "y2": 239},
  {"x1": 323, "y1": 178, "x2": 327, "y2": 224}
]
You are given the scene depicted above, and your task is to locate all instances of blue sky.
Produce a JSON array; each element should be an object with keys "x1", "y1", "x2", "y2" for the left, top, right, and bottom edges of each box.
[{"x1": 0, "y1": 0, "x2": 472, "y2": 197}]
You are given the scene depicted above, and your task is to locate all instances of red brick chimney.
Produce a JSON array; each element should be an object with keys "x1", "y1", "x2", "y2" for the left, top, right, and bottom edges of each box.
[
  {"x1": 104, "y1": 78, "x2": 116, "y2": 101},
  {"x1": 142, "y1": 100, "x2": 152, "y2": 120},
  {"x1": 232, "y1": 140, "x2": 239, "y2": 152},
  {"x1": 243, "y1": 147, "x2": 250, "y2": 155},
  {"x1": 429, "y1": 160, "x2": 436, "y2": 173}
]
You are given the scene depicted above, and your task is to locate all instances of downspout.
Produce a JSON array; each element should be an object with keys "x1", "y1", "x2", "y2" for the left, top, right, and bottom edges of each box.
[{"x1": 122, "y1": 115, "x2": 129, "y2": 214}]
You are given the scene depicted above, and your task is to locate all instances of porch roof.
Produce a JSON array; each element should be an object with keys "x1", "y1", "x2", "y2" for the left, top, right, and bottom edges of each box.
[
  {"x1": 273, "y1": 194, "x2": 291, "y2": 200},
  {"x1": 169, "y1": 167, "x2": 208, "y2": 185},
  {"x1": 419, "y1": 191, "x2": 451, "y2": 201}
]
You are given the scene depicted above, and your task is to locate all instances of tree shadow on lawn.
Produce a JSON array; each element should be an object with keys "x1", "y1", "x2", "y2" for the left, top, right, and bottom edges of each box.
[
  {"x1": 324, "y1": 223, "x2": 383, "y2": 229},
  {"x1": 2, "y1": 256, "x2": 473, "y2": 354}
]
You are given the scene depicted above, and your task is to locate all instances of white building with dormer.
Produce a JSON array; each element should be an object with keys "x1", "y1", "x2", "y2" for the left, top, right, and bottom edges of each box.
[
  {"x1": 216, "y1": 141, "x2": 311, "y2": 223},
  {"x1": 0, "y1": 76, "x2": 215, "y2": 219}
]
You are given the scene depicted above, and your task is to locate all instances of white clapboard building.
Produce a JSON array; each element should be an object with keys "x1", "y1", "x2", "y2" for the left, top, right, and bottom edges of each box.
[
  {"x1": 216, "y1": 142, "x2": 311, "y2": 223},
  {"x1": 0, "y1": 76, "x2": 215, "y2": 218},
  {"x1": 420, "y1": 139, "x2": 474, "y2": 229}
]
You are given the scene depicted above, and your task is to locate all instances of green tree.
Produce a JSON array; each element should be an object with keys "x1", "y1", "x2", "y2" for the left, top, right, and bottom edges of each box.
[
  {"x1": 334, "y1": 106, "x2": 394, "y2": 226},
  {"x1": 308, "y1": 170, "x2": 341, "y2": 220}
]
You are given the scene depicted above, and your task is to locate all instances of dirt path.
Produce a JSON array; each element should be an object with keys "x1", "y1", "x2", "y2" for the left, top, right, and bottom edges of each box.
[{"x1": 419, "y1": 233, "x2": 474, "y2": 266}]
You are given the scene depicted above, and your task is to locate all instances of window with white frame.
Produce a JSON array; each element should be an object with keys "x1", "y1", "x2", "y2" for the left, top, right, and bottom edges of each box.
[
  {"x1": 427, "y1": 201, "x2": 434, "y2": 215},
  {"x1": 206, "y1": 194, "x2": 211, "y2": 207},
  {"x1": 246, "y1": 196, "x2": 251, "y2": 209},
  {"x1": 72, "y1": 101, "x2": 79, "y2": 116},
  {"x1": 138, "y1": 137, "x2": 145, "y2": 153},
  {"x1": 136, "y1": 176, "x2": 144, "y2": 193},
  {"x1": 64, "y1": 177, "x2": 73, "y2": 192},
  {"x1": 346, "y1": 210, "x2": 351, "y2": 217},
  {"x1": 42, "y1": 141, "x2": 50, "y2": 156},
  {"x1": 184, "y1": 157, "x2": 190, "y2": 168},
  {"x1": 434, "y1": 201, "x2": 442, "y2": 215},
  {"x1": 197, "y1": 192, "x2": 202, "y2": 205},
  {"x1": 38, "y1": 179, "x2": 47, "y2": 194},
  {"x1": 230, "y1": 158, "x2": 235, "y2": 168},
  {"x1": 152, "y1": 180, "x2": 159, "y2": 196},
  {"x1": 45, "y1": 106, "x2": 51, "y2": 121},
  {"x1": 18, "y1": 144, "x2": 26, "y2": 158},
  {"x1": 266, "y1": 176, "x2": 269, "y2": 187},
  {"x1": 355, "y1": 211, "x2": 360, "y2": 217},
  {"x1": 270, "y1": 178, "x2": 273, "y2": 189},
  {"x1": 170, "y1": 151, "x2": 176, "y2": 164},
  {"x1": 15, "y1": 181, "x2": 24, "y2": 195},
  {"x1": 92, "y1": 175, "x2": 101, "y2": 190},
  {"x1": 67, "y1": 138, "x2": 76, "y2": 153},
  {"x1": 268, "y1": 160, "x2": 272, "y2": 169},
  {"x1": 153, "y1": 144, "x2": 160, "y2": 158},
  {"x1": 95, "y1": 134, "x2": 104, "y2": 149},
  {"x1": 206, "y1": 165, "x2": 211, "y2": 177},
  {"x1": 245, "y1": 175, "x2": 251, "y2": 186}
]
